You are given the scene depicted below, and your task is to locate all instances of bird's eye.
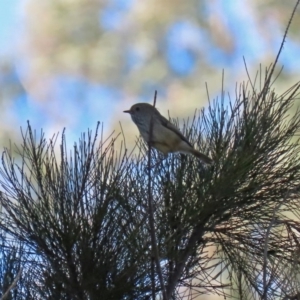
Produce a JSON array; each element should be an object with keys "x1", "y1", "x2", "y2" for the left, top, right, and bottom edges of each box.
[{"x1": 135, "y1": 107, "x2": 140, "y2": 111}]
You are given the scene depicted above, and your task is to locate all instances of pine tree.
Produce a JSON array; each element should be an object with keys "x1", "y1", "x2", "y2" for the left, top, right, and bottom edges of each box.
[{"x1": 0, "y1": 2, "x2": 300, "y2": 300}]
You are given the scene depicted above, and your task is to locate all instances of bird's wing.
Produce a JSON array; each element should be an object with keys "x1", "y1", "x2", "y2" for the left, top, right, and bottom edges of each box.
[{"x1": 157, "y1": 112, "x2": 193, "y2": 148}]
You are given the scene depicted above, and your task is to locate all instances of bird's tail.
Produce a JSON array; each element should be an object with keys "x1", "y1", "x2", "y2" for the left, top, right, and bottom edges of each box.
[{"x1": 190, "y1": 149, "x2": 213, "y2": 164}]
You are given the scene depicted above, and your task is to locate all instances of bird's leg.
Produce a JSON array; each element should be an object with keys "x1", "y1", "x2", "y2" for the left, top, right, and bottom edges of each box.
[
  {"x1": 150, "y1": 153, "x2": 168, "y2": 169},
  {"x1": 180, "y1": 153, "x2": 186, "y2": 161},
  {"x1": 145, "y1": 149, "x2": 168, "y2": 170},
  {"x1": 157, "y1": 153, "x2": 169, "y2": 165}
]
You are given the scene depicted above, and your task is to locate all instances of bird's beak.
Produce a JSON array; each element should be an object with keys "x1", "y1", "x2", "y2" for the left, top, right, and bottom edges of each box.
[{"x1": 123, "y1": 109, "x2": 131, "y2": 114}]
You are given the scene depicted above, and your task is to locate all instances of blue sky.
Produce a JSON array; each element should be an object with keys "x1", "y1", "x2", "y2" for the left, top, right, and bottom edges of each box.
[
  {"x1": 0, "y1": 0, "x2": 300, "y2": 144},
  {"x1": 0, "y1": 0, "x2": 19, "y2": 54}
]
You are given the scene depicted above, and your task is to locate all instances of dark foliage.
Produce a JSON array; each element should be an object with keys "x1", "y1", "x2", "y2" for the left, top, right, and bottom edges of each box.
[
  {"x1": 0, "y1": 3, "x2": 300, "y2": 300},
  {"x1": 0, "y1": 71, "x2": 299, "y2": 299}
]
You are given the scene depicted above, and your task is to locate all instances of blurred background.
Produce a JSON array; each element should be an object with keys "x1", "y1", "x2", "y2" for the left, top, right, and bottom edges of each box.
[
  {"x1": 0, "y1": 0, "x2": 300, "y2": 148},
  {"x1": 0, "y1": 1, "x2": 299, "y2": 299}
]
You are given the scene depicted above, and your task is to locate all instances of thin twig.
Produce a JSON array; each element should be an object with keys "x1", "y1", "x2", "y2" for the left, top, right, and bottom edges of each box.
[
  {"x1": 147, "y1": 91, "x2": 167, "y2": 300},
  {"x1": 258, "y1": 0, "x2": 300, "y2": 102},
  {"x1": 0, "y1": 268, "x2": 22, "y2": 300},
  {"x1": 262, "y1": 201, "x2": 283, "y2": 299}
]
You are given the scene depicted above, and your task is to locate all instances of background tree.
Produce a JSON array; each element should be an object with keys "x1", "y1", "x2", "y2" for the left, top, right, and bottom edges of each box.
[
  {"x1": 1, "y1": 0, "x2": 300, "y2": 148},
  {"x1": 0, "y1": 2, "x2": 299, "y2": 300},
  {"x1": 0, "y1": 32, "x2": 300, "y2": 300}
]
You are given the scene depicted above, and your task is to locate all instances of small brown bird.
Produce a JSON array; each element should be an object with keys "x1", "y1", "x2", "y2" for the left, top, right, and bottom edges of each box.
[{"x1": 124, "y1": 103, "x2": 213, "y2": 164}]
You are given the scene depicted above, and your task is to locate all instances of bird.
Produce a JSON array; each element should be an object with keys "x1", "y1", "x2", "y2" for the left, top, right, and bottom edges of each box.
[{"x1": 124, "y1": 103, "x2": 213, "y2": 164}]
